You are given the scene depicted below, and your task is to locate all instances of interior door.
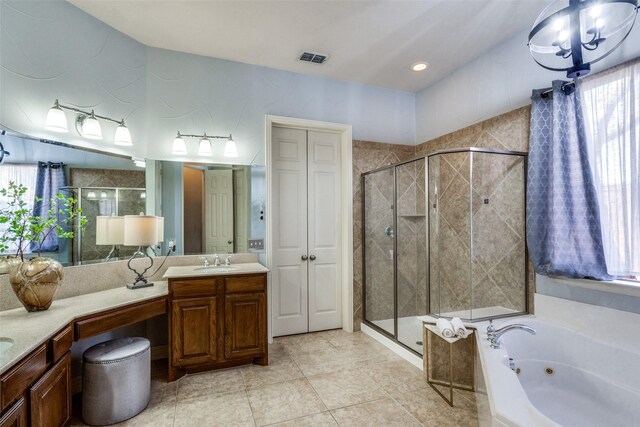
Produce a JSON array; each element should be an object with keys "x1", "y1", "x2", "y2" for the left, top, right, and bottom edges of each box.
[
  {"x1": 307, "y1": 130, "x2": 342, "y2": 331},
  {"x1": 233, "y1": 167, "x2": 250, "y2": 253},
  {"x1": 271, "y1": 127, "x2": 309, "y2": 336},
  {"x1": 204, "y1": 170, "x2": 234, "y2": 253}
]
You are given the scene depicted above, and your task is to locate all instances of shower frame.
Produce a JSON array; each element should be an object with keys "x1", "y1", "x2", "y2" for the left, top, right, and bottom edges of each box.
[{"x1": 361, "y1": 147, "x2": 530, "y2": 357}]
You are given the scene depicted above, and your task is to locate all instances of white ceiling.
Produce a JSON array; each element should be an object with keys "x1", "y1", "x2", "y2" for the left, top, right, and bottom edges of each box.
[{"x1": 68, "y1": 0, "x2": 551, "y2": 93}]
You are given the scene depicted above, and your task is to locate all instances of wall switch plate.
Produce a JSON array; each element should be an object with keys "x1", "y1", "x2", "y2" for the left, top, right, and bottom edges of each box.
[{"x1": 248, "y1": 239, "x2": 264, "y2": 250}]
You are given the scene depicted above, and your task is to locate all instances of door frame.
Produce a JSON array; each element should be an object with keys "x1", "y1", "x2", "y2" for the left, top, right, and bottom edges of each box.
[{"x1": 265, "y1": 115, "x2": 353, "y2": 341}]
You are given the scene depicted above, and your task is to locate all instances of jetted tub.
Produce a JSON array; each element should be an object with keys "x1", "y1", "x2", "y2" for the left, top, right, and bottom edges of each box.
[{"x1": 476, "y1": 318, "x2": 640, "y2": 427}]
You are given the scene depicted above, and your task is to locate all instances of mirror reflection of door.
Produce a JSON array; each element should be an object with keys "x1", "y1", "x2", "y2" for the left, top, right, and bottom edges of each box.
[{"x1": 205, "y1": 170, "x2": 234, "y2": 254}]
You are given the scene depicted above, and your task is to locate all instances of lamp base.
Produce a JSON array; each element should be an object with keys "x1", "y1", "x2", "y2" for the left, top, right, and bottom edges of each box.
[{"x1": 127, "y1": 280, "x2": 154, "y2": 290}]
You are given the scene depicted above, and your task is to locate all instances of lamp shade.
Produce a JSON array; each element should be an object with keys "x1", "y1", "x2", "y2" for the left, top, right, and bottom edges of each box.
[
  {"x1": 96, "y1": 216, "x2": 124, "y2": 245},
  {"x1": 114, "y1": 122, "x2": 133, "y2": 146},
  {"x1": 45, "y1": 104, "x2": 68, "y2": 133},
  {"x1": 224, "y1": 137, "x2": 238, "y2": 158},
  {"x1": 198, "y1": 138, "x2": 212, "y2": 156},
  {"x1": 124, "y1": 215, "x2": 159, "y2": 246},
  {"x1": 81, "y1": 113, "x2": 102, "y2": 140},
  {"x1": 156, "y1": 216, "x2": 164, "y2": 243},
  {"x1": 172, "y1": 135, "x2": 187, "y2": 155}
]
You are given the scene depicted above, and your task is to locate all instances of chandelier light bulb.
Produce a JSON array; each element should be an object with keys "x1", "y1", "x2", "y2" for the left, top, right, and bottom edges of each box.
[
  {"x1": 594, "y1": 17, "x2": 605, "y2": 29},
  {"x1": 558, "y1": 30, "x2": 570, "y2": 43},
  {"x1": 590, "y1": 4, "x2": 602, "y2": 18},
  {"x1": 552, "y1": 17, "x2": 564, "y2": 31},
  {"x1": 44, "y1": 100, "x2": 69, "y2": 133}
]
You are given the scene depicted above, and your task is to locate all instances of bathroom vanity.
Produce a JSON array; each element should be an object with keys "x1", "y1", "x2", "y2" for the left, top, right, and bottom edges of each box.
[{"x1": 164, "y1": 263, "x2": 269, "y2": 382}]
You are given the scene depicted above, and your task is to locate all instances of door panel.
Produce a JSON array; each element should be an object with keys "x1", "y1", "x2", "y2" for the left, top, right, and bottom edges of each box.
[
  {"x1": 307, "y1": 130, "x2": 342, "y2": 332},
  {"x1": 225, "y1": 293, "x2": 266, "y2": 359},
  {"x1": 204, "y1": 170, "x2": 234, "y2": 253},
  {"x1": 171, "y1": 297, "x2": 217, "y2": 367},
  {"x1": 29, "y1": 352, "x2": 71, "y2": 427},
  {"x1": 272, "y1": 127, "x2": 308, "y2": 336},
  {"x1": 233, "y1": 167, "x2": 250, "y2": 253}
]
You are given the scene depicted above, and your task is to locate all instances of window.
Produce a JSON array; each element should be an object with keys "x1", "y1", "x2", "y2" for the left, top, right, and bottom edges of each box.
[
  {"x1": 0, "y1": 164, "x2": 38, "y2": 254},
  {"x1": 581, "y1": 59, "x2": 640, "y2": 281}
]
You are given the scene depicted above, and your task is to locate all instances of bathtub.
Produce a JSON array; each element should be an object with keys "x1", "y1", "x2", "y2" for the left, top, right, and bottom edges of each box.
[{"x1": 476, "y1": 318, "x2": 640, "y2": 427}]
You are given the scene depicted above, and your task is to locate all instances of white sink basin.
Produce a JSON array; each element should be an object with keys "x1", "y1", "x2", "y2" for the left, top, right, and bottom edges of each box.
[
  {"x1": 193, "y1": 266, "x2": 239, "y2": 273},
  {"x1": 0, "y1": 337, "x2": 14, "y2": 353}
]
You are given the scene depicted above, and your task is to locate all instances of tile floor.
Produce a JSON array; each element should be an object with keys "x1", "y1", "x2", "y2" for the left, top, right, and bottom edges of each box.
[{"x1": 72, "y1": 330, "x2": 479, "y2": 426}]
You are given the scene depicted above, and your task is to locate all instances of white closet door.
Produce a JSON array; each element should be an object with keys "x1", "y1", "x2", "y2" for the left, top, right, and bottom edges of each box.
[
  {"x1": 307, "y1": 130, "x2": 342, "y2": 332},
  {"x1": 204, "y1": 169, "x2": 234, "y2": 253},
  {"x1": 272, "y1": 127, "x2": 309, "y2": 336}
]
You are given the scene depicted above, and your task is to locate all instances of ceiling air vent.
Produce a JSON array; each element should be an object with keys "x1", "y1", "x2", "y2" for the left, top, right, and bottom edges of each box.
[{"x1": 299, "y1": 52, "x2": 328, "y2": 64}]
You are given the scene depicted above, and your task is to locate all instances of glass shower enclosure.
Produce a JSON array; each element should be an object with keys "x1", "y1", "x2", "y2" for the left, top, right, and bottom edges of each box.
[{"x1": 362, "y1": 148, "x2": 528, "y2": 355}]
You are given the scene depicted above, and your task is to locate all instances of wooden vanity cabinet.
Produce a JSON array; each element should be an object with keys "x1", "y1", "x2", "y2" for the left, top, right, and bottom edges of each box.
[
  {"x1": 29, "y1": 353, "x2": 71, "y2": 427},
  {"x1": 0, "y1": 397, "x2": 27, "y2": 427},
  {"x1": 168, "y1": 273, "x2": 268, "y2": 381}
]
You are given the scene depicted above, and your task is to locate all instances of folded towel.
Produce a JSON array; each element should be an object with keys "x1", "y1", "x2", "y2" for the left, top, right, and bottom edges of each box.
[
  {"x1": 436, "y1": 318, "x2": 455, "y2": 338},
  {"x1": 451, "y1": 317, "x2": 468, "y2": 338}
]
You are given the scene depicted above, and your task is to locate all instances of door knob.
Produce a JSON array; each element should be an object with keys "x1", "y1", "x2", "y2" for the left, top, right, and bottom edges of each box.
[
  {"x1": 228, "y1": 240, "x2": 232, "y2": 244},
  {"x1": 301, "y1": 255, "x2": 308, "y2": 261},
  {"x1": 309, "y1": 255, "x2": 316, "y2": 261}
]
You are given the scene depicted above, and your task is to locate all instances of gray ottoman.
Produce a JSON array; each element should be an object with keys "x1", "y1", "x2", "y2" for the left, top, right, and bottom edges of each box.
[{"x1": 82, "y1": 337, "x2": 151, "y2": 426}]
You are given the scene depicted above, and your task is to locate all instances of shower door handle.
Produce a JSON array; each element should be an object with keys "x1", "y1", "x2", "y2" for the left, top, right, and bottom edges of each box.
[{"x1": 301, "y1": 255, "x2": 308, "y2": 261}]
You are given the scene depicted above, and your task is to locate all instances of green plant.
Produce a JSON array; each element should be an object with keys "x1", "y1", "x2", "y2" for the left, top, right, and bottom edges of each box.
[{"x1": 0, "y1": 181, "x2": 87, "y2": 261}]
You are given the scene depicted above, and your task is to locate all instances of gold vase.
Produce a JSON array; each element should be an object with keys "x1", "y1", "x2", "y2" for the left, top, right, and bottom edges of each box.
[{"x1": 9, "y1": 257, "x2": 64, "y2": 312}]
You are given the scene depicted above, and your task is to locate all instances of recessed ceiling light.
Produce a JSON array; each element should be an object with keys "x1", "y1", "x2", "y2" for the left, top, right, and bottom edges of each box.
[{"x1": 412, "y1": 62, "x2": 429, "y2": 72}]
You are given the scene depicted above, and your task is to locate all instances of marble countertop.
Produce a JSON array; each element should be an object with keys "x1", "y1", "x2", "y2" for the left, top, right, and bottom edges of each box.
[
  {"x1": 163, "y1": 262, "x2": 268, "y2": 279},
  {"x1": 0, "y1": 281, "x2": 168, "y2": 376}
]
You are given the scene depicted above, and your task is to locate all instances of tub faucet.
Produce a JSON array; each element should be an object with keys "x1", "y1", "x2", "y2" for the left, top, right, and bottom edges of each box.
[{"x1": 489, "y1": 324, "x2": 536, "y2": 349}]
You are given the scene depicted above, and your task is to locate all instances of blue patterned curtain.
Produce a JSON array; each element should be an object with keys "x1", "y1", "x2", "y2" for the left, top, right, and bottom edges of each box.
[
  {"x1": 527, "y1": 80, "x2": 612, "y2": 280},
  {"x1": 31, "y1": 162, "x2": 67, "y2": 253}
]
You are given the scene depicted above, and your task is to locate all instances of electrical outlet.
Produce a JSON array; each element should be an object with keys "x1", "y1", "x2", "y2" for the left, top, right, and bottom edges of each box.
[{"x1": 248, "y1": 239, "x2": 264, "y2": 250}]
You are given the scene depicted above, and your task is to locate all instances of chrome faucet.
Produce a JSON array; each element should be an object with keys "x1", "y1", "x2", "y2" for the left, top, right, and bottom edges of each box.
[
  {"x1": 199, "y1": 256, "x2": 210, "y2": 267},
  {"x1": 488, "y1": 324, "x2": 536, "y2": 349},
  {"x1": 213, "y1": 254, "x2": 221, "y2": 267},
  {"x1": 225, "y1": 255, "x2": 232, "y2": 266}
]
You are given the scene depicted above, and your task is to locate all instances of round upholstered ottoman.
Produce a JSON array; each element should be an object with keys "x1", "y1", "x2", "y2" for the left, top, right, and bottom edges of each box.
[{"x1": 82, "y1": 337, "x2": 151, "y2": 426}]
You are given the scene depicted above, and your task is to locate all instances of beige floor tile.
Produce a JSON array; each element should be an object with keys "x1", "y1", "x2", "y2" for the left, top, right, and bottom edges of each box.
[
  {"x1": 317, "y1": 330, "x2": 378, "y2": 348},
  {"x1": 267, "y1": 411, "x2": 338, "y2": 426},
  {"x1": 276, "y1": 333, "x2": 334, "y2": 356},
  {"x1": 330, "y1": 397, "x2": 422, "y2": 427},
  {"x1": 289, "y1": 347, "x2": 358, "y2": 377},
  {"x1": 174, "y1": 390, "x2": 255, "y2": 427},
  {"x1": 242, "y1": 354, "x2": 305, "y2": 389},
  {"x1": 306, "y1": 369, "x2": 387, "y2": 410},
  {"x1": 150, "y1": 376, "x2": 179, "y2": 406},
  {"x1": 115, "y1": 402, "x2": 176, "y2": 427},
  {"x1": 247, "y1": 378, "x2": 327, "y2": 426},
  {"x1": 394, "y1": 386, "x2": 479, "y2": 427},
  {"x1": 363, "y1": 359, "x2": 427, "y2": 397},
  {"x1": 177, "y1": 368, "x2": 245, "y2": 401}
]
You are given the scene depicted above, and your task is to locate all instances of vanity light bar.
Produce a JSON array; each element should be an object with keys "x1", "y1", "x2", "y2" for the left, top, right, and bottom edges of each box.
[
  {"x1": 44, "y1": 99, "x2": 133, "y2": 146},
  {"x1": 172, "y1": 131, "x2": 238, "y2": 158}
]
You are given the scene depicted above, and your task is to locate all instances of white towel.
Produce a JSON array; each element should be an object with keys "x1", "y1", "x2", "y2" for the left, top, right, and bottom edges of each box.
[
  {"x1": 451, "y1": 317, "x2": 468, "y2": 338},
  {"x1": 436, "y1": 318, "x2": 455, "y2": 338}
]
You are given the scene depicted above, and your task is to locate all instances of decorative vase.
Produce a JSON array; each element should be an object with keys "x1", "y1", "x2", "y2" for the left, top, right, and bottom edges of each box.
[
  {"x1": 0, "y1": 256, "x2": 21, "y2": 275},
  {"x1": 9, "y1": 257, "x2": 64, "y2": 312}
]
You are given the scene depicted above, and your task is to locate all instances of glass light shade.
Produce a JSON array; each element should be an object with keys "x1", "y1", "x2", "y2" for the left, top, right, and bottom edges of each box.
[
  {"x1": 140, "y1": 192, "x2": 146, "y2": 199},
  {"x1": 87, "y1": 191, "x2": 96, "y2": 199},
  {"x1": 528, "y1": 0, "x2": 638, "y2": 78},
  {"x1": 114, "y1": 123, "x2": 133, "y2": 146},
  {"x1": 100, "y1": 191, "x2": 107, "y2": 199},
  {"x1": 45, "y1": 105, "x2": 68, "y2": 133},
  {"x1": 96, "y1": 216, "x2": 125, "y2": 245},
  {"x1": 81, "y1": 115, "x2": 102, "y2": 140},
  {"x1": 172, "y1": 136, "x2": 187, "y2": 155},
  {"x1": 123, "y1": 215, "x2": 159, "y2": 246},
  {"x1": 134, "y1": 160, "x2": 145, "y2": 168},
  {"x1": 198, "y1": 138, "x2": 212, "y2": 156},
  {"x1": 224, "y1": 138, "x2": 238, "y2": 157}
]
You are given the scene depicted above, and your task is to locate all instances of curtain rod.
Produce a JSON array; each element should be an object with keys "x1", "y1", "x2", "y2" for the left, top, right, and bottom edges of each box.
[{"x1": 538, "y1": 80, "x2": 576, "y2": 98}]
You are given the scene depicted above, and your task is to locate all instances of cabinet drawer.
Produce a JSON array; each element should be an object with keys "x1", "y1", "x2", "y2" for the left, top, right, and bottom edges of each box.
[
  {"x1": 50, "y1": 325, "x2": 73, "y2": 363},
  {"x1": 0, "y1": 345, "x2": 47, "y2": 412},
  {"x1": 171, "y1": 278, "x2": 219, "y2": 298},
  {"x1": 225, "y1": 275, "x2": 266, "y2": 294}
]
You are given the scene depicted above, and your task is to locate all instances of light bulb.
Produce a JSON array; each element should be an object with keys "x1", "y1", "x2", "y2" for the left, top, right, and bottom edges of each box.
[
  {"x1": 114, "y1": 121, "x2": 133, "y2": 146},
  {"x1": 134, "y1": 159, "x2": 145, "y2": 168},
  {"x1": 558, "y1": 30, "x2": 570, "y2": 43},
  {"x1": 87, "y1": 191, "x2": 96, "y2": 199},
  {"x1": 172, "y1": 134, "x2": 187, "y2": 155},
  {"x1": 224, "y1": 136, "x2": 238, "y2": 158},
  {"x1": 80, "y1": 112, "x2": 102, "y2": 140},
  {"x1": 140, "y1": 192, "x2": 146, "y2": 199},
  {"x1": 100, "y1": 191, "x2": 108, "y2": 199},
  {"x1": 595, "y1": 17, "x2": 605, "y2": 29},
  {"x1": 44, "y1": 101, "x2": 68, "y2": 133},
  {"x1": 198, "y1": 137, "x2": 212, "y2": 156},
  {"x1": 552, "y1": 18, "x2": 564, "y2": 32},
  {"x1": 590, "y1": 4, "x2": 602, "y2": 18}
]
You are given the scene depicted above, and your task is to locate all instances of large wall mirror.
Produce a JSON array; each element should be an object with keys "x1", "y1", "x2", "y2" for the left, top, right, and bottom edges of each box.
[{"x1": 0, "y1": 129, "x2": 265, "y2": 271}]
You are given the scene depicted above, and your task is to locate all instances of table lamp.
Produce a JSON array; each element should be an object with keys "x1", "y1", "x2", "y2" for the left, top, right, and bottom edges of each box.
[
  {"x1": 123, "y1": 215, "x2": 160, "y2": 289},
  {"x1": 96, "y1": 216, "x2": 124, "y2": 261}
]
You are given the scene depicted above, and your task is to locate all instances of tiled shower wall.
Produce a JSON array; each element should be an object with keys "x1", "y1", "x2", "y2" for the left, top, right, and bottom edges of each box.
[{"x1": 353, "y1": 105, "x2": 534, "y2": 330}]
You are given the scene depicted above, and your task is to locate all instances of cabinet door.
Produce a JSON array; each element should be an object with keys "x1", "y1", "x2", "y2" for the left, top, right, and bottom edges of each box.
[
  {"x1": 0, "y1": 397, "x2": 27, "y2": 427},
  {"x1": 225, "y1": 292, "x2": 266, "y2": 359},
  {"x1": 29, "y1": 352, "x2": 71, "y2": 427},
  {"x1": 172, "y1": 297, "x2": 217, "y2": 367}
]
